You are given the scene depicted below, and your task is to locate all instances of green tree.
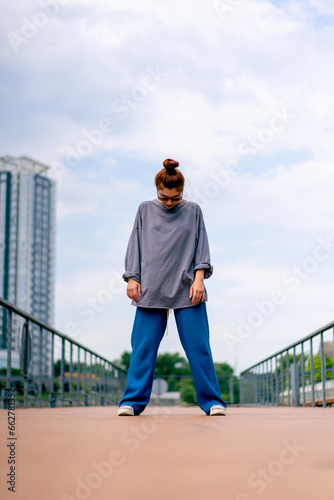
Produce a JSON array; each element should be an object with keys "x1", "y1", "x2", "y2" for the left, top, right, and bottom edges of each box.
[
  {"x1": 154, "y1": 352, "x2": 189, "y2": 377},
  {"x1": 306, "y1": 354, "x2": 334, "y2": 382},
  {"x1": 54, "y1": 359, "x2": 70, "y2": 377},
  {"x1": 182, "y1": 380, "x2": 197, "y2": 405},
  {"x1": 112, "y1": 351, "x2": 131, "y2": 370}
]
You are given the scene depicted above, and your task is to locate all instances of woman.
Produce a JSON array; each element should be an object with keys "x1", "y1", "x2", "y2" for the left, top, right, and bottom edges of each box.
[{"x1": 118, "y1": 159, "x2": 226, "y2": 416}]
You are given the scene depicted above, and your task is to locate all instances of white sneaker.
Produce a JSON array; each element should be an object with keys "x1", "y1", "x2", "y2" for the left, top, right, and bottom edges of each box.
[
  {"x1": 209, "y1": 405, "x2": 226, "y2": 416},
  {"x1": 118, "y1": 405, "x2": 134, "y2": 416}
]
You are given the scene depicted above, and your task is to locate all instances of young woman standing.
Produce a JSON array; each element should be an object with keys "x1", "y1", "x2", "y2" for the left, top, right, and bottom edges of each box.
[{"x1": 118, "y1": 159, "x2": 226, "y2": 416}]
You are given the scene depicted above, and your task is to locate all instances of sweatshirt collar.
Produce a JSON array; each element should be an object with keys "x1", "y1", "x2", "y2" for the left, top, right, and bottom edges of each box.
[{"x1": 151, "y1": 198, "x2": 185, "y2": 212}]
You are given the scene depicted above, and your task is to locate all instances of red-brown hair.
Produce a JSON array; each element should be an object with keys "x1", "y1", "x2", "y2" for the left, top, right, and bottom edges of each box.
[{"x1": 155, "y1": 159, "x2": 185, "y2": 191}]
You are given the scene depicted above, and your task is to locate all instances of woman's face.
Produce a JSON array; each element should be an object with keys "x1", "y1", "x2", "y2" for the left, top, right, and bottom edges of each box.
[{"x1": 157, "y1": 187, "x2": 183, "y2": 209}]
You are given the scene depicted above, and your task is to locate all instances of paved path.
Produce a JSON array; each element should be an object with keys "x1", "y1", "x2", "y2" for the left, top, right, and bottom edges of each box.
[{"x1": 1, "y1": 406, "x2": 334, "y2": 500}]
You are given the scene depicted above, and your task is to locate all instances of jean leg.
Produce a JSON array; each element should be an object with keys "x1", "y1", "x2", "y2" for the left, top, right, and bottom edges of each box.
[
  {"x1": 119, "y1": 307, "x2": 168, "y2": 415},
  {"x1": 174, "y1": 302, "x2": 226, "y2": 414}
]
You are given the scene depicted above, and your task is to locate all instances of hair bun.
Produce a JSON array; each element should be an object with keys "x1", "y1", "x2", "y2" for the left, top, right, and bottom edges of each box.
[{"x1": 163, "y1": 158, "x2": 179, "y2": 172}]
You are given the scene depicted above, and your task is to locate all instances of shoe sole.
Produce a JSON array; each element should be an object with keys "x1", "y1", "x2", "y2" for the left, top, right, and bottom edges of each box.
[
  {"x1": 118, "y1": 409, "x2": 134, "y2": 416},
  {"x1": 210, "y1": 408, "x2": 226, "y2": 416}
]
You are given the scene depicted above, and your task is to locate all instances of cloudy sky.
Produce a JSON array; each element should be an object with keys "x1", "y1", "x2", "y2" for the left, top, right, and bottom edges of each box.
[{"x1": 1, "y1": 0, "x2": 334, "y2": 374}]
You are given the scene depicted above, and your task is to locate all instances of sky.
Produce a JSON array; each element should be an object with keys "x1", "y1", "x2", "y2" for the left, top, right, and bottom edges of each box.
[{"x1": 1, "y1": 0, "x2": 334, "y2": 375}]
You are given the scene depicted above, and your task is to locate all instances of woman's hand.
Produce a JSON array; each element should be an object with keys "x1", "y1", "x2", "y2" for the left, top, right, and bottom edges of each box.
[
  {"x1": 189, "y1": 272, "x2": 205, "y2": 305},
  {"x1": 127, "y1": 278, "x2": 141, "y2": 302}
]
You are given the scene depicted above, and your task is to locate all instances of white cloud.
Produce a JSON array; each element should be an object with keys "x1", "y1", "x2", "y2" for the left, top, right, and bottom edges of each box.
[{"x1": 205, "y1": 160, "x2": 334, "y2": 232}]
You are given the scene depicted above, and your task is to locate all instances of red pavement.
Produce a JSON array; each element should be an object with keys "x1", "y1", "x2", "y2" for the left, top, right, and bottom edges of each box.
[{"x1": 1, "y1": 405, "x2": 334, "y2": 500}]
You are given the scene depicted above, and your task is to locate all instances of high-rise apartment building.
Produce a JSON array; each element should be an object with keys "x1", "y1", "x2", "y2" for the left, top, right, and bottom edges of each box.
[{"x1": 0, "y1": 156, "x2": 56, "y2": 379}]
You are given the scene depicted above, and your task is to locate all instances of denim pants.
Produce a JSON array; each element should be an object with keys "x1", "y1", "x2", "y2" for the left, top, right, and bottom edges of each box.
[{"x1": 119, "y1": 301, "x2": 226, "y2": 415}]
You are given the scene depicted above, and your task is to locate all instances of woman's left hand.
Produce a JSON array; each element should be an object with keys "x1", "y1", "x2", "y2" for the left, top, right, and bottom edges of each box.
[{"x1": 189, "y1": 279, "x2": 205, "y2": 305}]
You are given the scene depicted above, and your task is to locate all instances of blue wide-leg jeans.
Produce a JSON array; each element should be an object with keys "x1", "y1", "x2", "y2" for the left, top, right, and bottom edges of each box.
[{"x1": 119, "y1": 302, "x2": 226, "y2": 415}]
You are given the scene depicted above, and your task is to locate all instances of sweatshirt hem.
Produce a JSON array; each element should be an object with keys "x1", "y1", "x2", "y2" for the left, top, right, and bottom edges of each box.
[{"x1": 131, "y1": 300, "x2": 207, "y2": 309}]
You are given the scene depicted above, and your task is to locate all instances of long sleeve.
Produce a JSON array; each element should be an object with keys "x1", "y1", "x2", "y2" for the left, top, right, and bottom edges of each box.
[
  {"x1": 193, "y1": 208, "x2": 214, "y2": 279},
  {"x1": 122, "y1": 207, "x2": 142, "y2": 284}
]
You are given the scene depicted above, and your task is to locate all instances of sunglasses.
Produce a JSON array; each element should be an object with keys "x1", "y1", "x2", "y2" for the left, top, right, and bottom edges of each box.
[{"x1": 157, "y1": 193, "x2": 183, "y2": 203}]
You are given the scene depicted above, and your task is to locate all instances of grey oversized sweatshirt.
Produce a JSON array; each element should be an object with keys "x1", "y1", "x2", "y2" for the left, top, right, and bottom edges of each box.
[{"x1": 122, "y1": 198, "x2": 214, "y2": 309}]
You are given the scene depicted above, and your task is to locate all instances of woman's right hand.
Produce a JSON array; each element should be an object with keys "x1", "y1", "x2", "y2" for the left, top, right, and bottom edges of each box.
[{"x1": 127, "y1": 278, "x2": 141, "y2": 302}]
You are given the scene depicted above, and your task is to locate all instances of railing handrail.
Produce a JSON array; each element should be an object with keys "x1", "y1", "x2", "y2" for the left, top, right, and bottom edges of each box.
[
  {"x1": 0, "y1": 296, "x2": 126, "y2": 373},
  {"x1": 240, "y1": 319, "x2": 334, "y2": 375}
]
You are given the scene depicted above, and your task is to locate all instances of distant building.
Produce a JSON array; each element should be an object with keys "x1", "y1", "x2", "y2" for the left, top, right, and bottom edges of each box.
[
  {"x1": 0, "y1": 156, "x2": 56, "y2": 381},
  {"x1": 318, "y1": 341, "x2": 334, "y2": 358}
]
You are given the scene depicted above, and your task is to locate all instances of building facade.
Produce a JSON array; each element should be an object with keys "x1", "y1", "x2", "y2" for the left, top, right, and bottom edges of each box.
[{"x1": 0, "y1": 156, "x2": 56, "y2": 379}]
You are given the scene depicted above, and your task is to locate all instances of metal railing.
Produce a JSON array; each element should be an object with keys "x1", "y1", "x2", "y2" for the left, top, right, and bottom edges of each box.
[
  {"x1": 239, "y1": 320, "x2": 334, "y2": 407},
  {"x1": 0, "y1": 297, "x2": 127, "y2": 409}
]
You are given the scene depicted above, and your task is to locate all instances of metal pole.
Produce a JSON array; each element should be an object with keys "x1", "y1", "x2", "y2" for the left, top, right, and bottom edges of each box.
[
  {"x1": 180, "y1": 377, "x2": 184, "y2": 403},
  {"x1": 263, "y1": 363, "x2": 266, "y2": 404},
  {"x1": 264, "y1": 361, "x2": 268, "y2": 404},
  {"x1": 49, "y1": 332, "x2": 56, "y2": 408},
  {"x1": 112, "y1": 366, "x2": 116, "y2": 405},
  {"x1": 89, "y1": 353, "x2": 92, "y2": 406},
  {"x1": 2, "y1": 309, "x2": 13, "y2": 409},
  {"x1": 270, "y1": 358, "x2": 274, "y2": 406},
  {"x1": 249, "y1": 369, "x2": 252, "y2": 405},
  {"x1": 292, "y1": 346, "x2": 300, "y2": 407},
  {"x1": 115, "y1": 367, "x2": 119, "y2": 405},
  {"x1": 332, "y1": 326, "x2": 334, "y2": 379},
  {"x1": 286, "y1": 350, "x2": 290, "y2": 407},
  {"x1": 107, "y1": 363, "x2": 111, "y2": 405},
  {"x1": 229, "y1": 376, "x2": 234, "y2": 404},
  {"x1": 84, "y1": 351, "x2": 88, "y2": 406},
  {"x1": 275, "y1": 357, "x2": 279, "y2": 406},
  {"x1": 260, "y1": 363, "x2": 263, "y2": 404},
  {"x1": 113, "y1": 364, "x2": 117, "y2": 405},
  {"x1": 6, "y1": 309, "x2": 13, "y2": 389},
  {"x1": 332, "y1": 326, "x2": 334, "y2": 381},
  {"x1": 320, "y1": 331, "x2": 326, "y2": 408},
  {"x1": 99, "y1": 359, "x2": 103, "y2": 406},
  {"x1": 268, "y1": 360, "x2": 271, "y2": 405},
  {"x1": 263, "y1": 362, "x2": 266, "y2": 404},
  {"x1": 23, "y1": 320, "x2": 29, "y2": 409},
  {"x1": 95, "y1": 356, "x2": 98, "y2": 405},
  {"x1": 103, "y1": 360, "x2": 107, "y2": 406},
  {"x1": 77, "y1": 347, "x2": 80, "y2": 407},
  {"x1": 38, "y1": 325, "x2": 43, "y2": 408},
  {"x1": 310, "y1": 337, "x2": 315, "y2": 407},
  {"x1": 69, "y1": 342, "x2": 73, "y2": 406},
  {"x1": 239, "y1": 375, "x2": 243, "y2": 406},
  {"x1": 292, "y1": 346, "x2": 296, "y2": 407},
  {"x1": 280, "y1": 354, "x2": 284, "y2": 406},
  {"x1": 267, "y1": 360, "x2": 270, "y2": 405},
  {"x1": 60, "y1": 337, "x2": 65, "y2": 407},
  {"x1": 261, "y1": 364, "x2": 264, "y2": 404},
  {"x1": 301, "y1": 342, "x2": 306, "y2": 407},
  {"x1": 264, "y1": 365, "x2": 266, "y2": 405},
  {"x1": 97, "y1": 358, "x2": 100, "y2": 404}
]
